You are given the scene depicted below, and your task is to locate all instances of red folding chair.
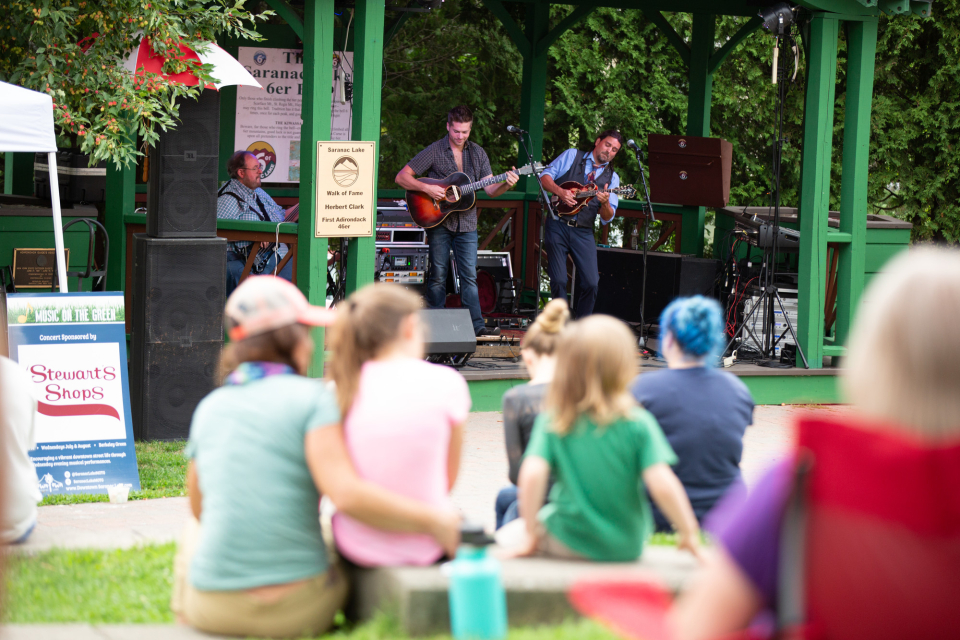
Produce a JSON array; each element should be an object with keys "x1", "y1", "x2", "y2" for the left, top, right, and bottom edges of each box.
[{"x1": 570, "y1": 414, "x2": 960, "y2": 640}]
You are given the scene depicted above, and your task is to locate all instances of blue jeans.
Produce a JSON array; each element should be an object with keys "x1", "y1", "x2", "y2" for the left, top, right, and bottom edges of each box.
[
  {"x1": 545, "y1": 217, "x2": 599, "y2": 318},
  {"x1": 495, "y1": 485, "x2": 519, "y2": 530},
  {"x1": 226, "y1": 249, "x2": 293, "y2": 297},
  {"x1": 425, "y1": 226, "x2": 484, "y2": 334}
]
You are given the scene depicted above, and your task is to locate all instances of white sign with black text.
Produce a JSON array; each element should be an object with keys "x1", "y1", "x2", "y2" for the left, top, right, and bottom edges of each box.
[{"x1": 235, "y1": 47, "x2": 354, "y2": 184}]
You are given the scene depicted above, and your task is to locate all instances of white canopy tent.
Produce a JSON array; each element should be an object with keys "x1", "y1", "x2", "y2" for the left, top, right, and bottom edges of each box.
[{"x1": 0, "y1": 81, "x2": 69, "y2": 292}]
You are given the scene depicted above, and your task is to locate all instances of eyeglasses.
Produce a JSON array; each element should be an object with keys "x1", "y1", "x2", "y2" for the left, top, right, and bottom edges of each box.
[{"x1": 241, "y1": 164, "x2": 262, "y2": 174}]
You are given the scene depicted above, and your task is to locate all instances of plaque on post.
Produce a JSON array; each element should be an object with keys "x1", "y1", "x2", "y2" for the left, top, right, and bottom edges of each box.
[
  {"x1": 314, "y1": 141, "x2": 376, "y2": 238},
  {"x1": 12, "y1": 248, "x2": 71, "y2": 289}
]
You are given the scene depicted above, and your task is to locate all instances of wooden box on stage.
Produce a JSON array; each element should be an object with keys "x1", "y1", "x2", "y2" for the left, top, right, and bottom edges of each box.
[{"x1": 648, "y1": 134, "x2": 732, "y2": 208}]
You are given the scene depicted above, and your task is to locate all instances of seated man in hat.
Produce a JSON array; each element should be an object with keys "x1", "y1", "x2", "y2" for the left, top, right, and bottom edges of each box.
[{"x1": 217, "y1": 151, "x2": 295, "y2": 295}]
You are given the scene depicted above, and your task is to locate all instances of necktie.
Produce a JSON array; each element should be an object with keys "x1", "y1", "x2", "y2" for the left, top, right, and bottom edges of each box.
[{"x1": 585, "y1": 169, "x2": 596, "y2": 185}]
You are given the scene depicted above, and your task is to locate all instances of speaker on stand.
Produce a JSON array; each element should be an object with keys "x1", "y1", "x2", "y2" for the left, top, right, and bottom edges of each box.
[
  {"x1": 146, "y1": 92, "x2": 220, "y2": 238},
  {"x1": 131, "y1": 90, "x2": 226, "y2": 440}
]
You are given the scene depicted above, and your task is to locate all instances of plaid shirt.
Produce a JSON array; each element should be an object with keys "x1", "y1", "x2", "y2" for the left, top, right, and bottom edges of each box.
[
  {"x1": 406, "y1": 135, "x2": 492, "y2": 233},
  {"x1": 217, "y1": 179, "x2": 287, "y2": 257}
]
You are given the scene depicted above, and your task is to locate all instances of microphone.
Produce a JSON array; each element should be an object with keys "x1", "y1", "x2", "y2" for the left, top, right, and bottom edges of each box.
[
  {"x1": 626, "y1": 139, "x2": 641, "y2": 152},
  {"x1": 506, "y1": 125, "x2": 527, "y2": 135}
]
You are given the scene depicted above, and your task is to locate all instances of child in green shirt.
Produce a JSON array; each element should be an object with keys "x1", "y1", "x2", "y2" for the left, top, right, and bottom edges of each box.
[{"x1": 505, "y1": 314, "x2": 701, "y2": 562}]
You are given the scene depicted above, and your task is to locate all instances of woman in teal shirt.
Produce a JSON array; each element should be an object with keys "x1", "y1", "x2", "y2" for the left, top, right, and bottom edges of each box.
[{"x1": 172, "y1": 277, "x2": 459, "y2": 639}]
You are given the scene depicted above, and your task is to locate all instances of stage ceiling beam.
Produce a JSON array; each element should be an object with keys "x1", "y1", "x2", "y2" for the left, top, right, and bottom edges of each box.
[
  {"x1": 535, "y1": 4, "x2": 595, "y2": 57},
  {"x1": 483, "y1": 0, "x2": 532, "y2": 57},
  {"x1": 298, "y1": 0, "x2": 335, "y2": 376},
  {"x1": 642, "y1": 10, "x2": 691, "y2": 66},
  {"x1": 708, "y1": 16, "x2": 762, "y2": 75},
  {"x1": 384, "y1": 11, "x2": 411, "y2": 49},
  {"x1": 264, "y1": 0, "x2": 305, "y2": 40},
  {"x1": 346, "y1": 0, "x2": 387, "y2": 295}
]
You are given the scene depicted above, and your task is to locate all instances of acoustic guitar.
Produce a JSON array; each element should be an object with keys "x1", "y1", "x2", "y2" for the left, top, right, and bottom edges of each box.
[
  {"x1": 554, "y1": 181, "x2": 638, "y2": 216},
  {"x1": 406, "y1": 163, "x2": 543, "y2": 228}
]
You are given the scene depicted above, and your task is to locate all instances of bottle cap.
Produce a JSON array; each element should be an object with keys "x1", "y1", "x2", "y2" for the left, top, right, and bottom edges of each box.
[{"x1": 460, "y1": 522, "x2": 495, "y2": 546}]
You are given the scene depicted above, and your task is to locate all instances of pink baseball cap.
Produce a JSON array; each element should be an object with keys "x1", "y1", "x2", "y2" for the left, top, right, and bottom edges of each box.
[{"x1": 225, "y1": 276, "x2": 336, "y2": 341}]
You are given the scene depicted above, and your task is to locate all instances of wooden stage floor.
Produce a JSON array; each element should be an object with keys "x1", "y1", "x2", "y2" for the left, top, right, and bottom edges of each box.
[
  {"x1": 456, "y1": 356, "x2": 842, "y2": 409},
  {"x1": 456, "y1": 356, "x2": 841, "y2": 382}
]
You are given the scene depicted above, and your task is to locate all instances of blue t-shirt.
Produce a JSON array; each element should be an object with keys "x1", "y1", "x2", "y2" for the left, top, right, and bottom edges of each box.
[
  {"x1": 186, "y1": 375, "x2": 339, "y2": 591},
  {"x1": 630, "y1": 367, "x2": 754, "y2": 529}
]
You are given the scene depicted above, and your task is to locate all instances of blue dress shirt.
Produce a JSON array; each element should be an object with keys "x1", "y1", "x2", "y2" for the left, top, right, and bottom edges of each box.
[{"x1": 542, "y1": 149, "x2": 620, "y2": 224}]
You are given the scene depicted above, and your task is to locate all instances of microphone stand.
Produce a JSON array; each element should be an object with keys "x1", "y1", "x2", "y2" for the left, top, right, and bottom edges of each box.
[
  {"x1": 514, "y1": 129, "x2": 557, "y2": 321},
  {"x1": 631, "y1": 144, "x2": 656, "y2": 350}
]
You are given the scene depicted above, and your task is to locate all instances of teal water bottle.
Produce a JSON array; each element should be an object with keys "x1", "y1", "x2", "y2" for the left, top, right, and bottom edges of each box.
[{"x1": 446, "y1": 524, "x2": 507, "y2": 640}]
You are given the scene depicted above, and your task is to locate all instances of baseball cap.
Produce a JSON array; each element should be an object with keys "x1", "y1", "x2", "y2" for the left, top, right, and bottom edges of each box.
[{"x1": 225, "y1": 276, "x2": 336, "y2": 342}]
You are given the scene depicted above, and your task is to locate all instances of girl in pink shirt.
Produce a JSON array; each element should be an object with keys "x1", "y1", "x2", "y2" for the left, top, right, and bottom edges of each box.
[{"x1": 328, "y1": 284, "x2": 470, "y2": 566}]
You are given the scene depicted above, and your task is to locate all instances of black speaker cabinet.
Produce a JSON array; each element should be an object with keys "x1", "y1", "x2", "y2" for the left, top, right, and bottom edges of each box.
[
  {"x1": 575, "y1": 249, "x2": 721, "y2": 324},
  {"x1": 421, "y1": 309, "x2": 477, "y2": 356},
  {"x1": 130, "y1": 234, "x2": 227, "y2": 440},
  {"x1": 147, "y1": 91, "x2": 220, "y2": 237}
]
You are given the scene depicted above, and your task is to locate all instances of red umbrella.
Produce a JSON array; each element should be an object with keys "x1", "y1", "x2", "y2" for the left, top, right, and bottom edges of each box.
[
  {"x1": 77, "y1": 33, "x2": 261, "y2": 89},
  {"x1": 122, "y1": 36, "x2": 261, "y2": 89}
]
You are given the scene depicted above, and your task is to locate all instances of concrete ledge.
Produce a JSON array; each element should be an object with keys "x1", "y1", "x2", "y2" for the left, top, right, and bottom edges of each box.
[
  {"x1": 0, "y1": 624, "x2": 226, "y2": 640},
  {"x1": 347, "y1": 545, "x2": 698, "y2": 636}
]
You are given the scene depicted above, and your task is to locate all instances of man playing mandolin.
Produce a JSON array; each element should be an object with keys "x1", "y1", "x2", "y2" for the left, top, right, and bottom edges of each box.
[
  {"x1": 396, "y1": 105, "x2": 519, "y2": 337},
  {"x1": 541, "y1": 130, "x2": 624, "y2": 318}
]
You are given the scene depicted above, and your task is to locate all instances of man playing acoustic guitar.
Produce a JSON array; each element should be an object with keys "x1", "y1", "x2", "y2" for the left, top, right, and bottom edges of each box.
[
  {"x1": 395, "y1": 105, "x2": 519, "y2": 337},
  {"x1": 541, "y1": 130, "x2": 624, "y2": 318}
]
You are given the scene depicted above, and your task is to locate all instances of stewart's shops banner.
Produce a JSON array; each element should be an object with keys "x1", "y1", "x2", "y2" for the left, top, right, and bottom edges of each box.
[{"x1": 6, "y1": 292, "x2": 140, "y2": 497}]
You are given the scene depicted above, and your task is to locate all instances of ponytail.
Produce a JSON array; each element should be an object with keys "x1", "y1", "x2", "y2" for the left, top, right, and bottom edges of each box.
[
  {"x1": 521, "y1": 298, "x2": 570, "y2": 356},
  {"x1": 328, "y1": 284, "x2": 422, "y2": 417}
]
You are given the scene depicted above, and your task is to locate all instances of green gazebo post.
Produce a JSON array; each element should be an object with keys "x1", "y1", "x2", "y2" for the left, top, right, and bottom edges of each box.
[
  {"x1": 797, "y1": 9, "x2": 879, "y2": 368},
  {"x1": 273, "y1": 0, "x2": 384, "y2": 372},
  {"x1": 103, "y1": 163, "x2": 135, "y2": 292},
  {"x1": 295, "y1": 0, "x2": 335, "y2": 374},
  {"x1": 345, "y1": 0, "x2": 386, "y2": 294}
]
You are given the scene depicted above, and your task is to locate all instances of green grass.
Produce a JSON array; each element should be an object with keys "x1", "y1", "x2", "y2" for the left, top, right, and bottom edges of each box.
[
  {"x1": 3, "y1": 544, "x2": 177, "y2": 624},
  {"x1": 328, "y1": 615, "x2": 619, "y2": 640},
  {"x1": 3, "y1": 545, "x2": 619, "y2": 639},
  {"x1": 39, "y1": 441, "x2": 187, "y2": 506}
]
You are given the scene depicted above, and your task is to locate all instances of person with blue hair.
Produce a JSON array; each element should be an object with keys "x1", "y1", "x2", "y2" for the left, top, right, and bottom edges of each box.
[{"x1": 630, "y1": 295, "x2": 754, "y2": 531}]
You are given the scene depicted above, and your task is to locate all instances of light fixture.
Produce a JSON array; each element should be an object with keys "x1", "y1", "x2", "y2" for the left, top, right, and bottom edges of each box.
[{"x1": 759, "y1": 3, "x2": 795, "y2": 36}]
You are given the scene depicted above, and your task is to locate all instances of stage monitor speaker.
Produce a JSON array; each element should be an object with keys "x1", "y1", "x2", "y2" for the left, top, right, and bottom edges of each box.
[
  {"x1": 648, "y1": 134, "x2": 732, "y2": 208},
  {"x1": 130, "y1": 234, "x2": 227, "y2": 440},
  {"x1": 421, "y1": 309, "x2": 477, "y2": 356},
  {"x1": 576, "y1": 249, "x2": 721, "y2": 324},
  {"x1": 147, "y1": 91, "x2": 220, "y2": 238}
]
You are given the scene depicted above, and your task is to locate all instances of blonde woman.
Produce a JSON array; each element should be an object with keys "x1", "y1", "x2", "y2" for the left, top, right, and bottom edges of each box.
[
  {"x1": 329, "y1": 284, "x2": 469, "y2": 567},
  {"x1": 502, "y1": 315, "x2": 701, "y2": 561},
  {"x1": 496, "y1": 298, "x2": 570, "y2": 529},
  {"x1": 669, "y1": 248, "x2": 960, "y2": 639}
]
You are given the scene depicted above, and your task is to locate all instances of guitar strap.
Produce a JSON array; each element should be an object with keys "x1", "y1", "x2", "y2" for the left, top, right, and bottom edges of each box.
[
  {"x1": 218, "y1": 181, "x2": 273, "y2": 262},
  {"x1": 218, "y1": 181, "x2": 271, "y2": 222}
]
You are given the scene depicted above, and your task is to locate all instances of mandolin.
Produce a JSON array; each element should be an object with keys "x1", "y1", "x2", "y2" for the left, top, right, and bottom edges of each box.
[
  {"x1": 406, "y1": 163, "x2": 543, "y2": 228},
  {"x1": 554, "y1": 181, "x2": 638, "y2": 216}
]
